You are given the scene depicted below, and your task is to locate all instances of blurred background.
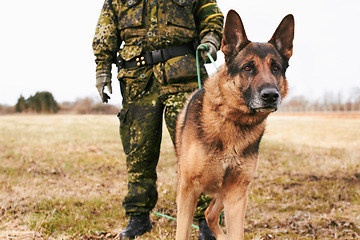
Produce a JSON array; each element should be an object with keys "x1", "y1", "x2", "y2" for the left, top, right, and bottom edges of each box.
[{"x1": 1, "y1": 0, "x2": 359, "y2": 113}]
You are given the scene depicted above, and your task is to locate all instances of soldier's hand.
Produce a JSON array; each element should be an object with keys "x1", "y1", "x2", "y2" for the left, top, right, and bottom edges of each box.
[
  {"x1": 96, "y1": 69, "x2": 112, "y2": 103},
  {"x1": 198, "y1": 41, "x2": 217, "y2": 63}
]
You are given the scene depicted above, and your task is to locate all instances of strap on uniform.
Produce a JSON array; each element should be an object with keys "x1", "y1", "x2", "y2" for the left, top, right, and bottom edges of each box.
[{"x1": 122, "y1": 43, "x2": 195, "y2": 69}]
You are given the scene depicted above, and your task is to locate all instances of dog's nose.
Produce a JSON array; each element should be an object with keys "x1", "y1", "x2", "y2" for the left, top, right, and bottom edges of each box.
[{"x1": 260, "y1": 88, "x2": 279, "y2": 103}]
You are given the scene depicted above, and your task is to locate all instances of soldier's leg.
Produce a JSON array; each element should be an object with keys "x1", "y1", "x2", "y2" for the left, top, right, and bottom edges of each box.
[
  {"x1": 119, "y1": 98, "x2": 164, "y2": 216},
  {"x1": 163, "y1": 92, "x2": 191, "y2": 143}
]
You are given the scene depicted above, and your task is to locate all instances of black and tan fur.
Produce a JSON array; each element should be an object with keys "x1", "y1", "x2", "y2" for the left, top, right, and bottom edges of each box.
[{"x1": 175, "y1": 10, "x2": 294, "y2": 240}]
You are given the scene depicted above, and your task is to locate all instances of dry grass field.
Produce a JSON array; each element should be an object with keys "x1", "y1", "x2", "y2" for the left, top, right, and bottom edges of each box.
[{"x1": 0, "y1": 113, "x2": 359, "y2": 239}]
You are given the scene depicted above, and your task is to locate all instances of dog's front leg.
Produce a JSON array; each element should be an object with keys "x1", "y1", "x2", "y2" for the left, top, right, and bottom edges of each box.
[
  {"x1": 224, "y1": 187, "x2": 249, "y2": 240},
  {"x1": 176, "y1": 181, "x2": 201, "y2": 240}
]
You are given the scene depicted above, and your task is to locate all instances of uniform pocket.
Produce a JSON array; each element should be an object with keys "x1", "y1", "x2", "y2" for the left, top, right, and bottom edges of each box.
[
  {"x1": 164, "y1": 55, "x2": 206, "y2": 84},
  {"x1": 118, "y1": 67, "x2": 152, "y2": 101},
  {"x1": 165, "y1": 0, "x2": 196, "y2": 30},
  {"x1": 118, "y1": 107, "x2": 131, "y2": 155},
  {"x1": 119, "y1": 0, "x2": 144, "y2": 29},
  {"x1": 117, "y1": 108, "x2": 128, "y2": 124},
  {"x1": 120, "y1": 45, "x2": 143, "y2": 61}
]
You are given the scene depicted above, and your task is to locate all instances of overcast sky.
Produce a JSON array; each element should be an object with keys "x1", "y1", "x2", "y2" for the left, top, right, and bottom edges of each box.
[{"x1": 1, "y1": 0, "x2": 359, "y2": 106}]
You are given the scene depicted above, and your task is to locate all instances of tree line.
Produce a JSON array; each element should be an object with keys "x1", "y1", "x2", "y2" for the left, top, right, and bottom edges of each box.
[
  {"x1": 15, "y1": 91, "x2": 59, "y2": 113},
  {"x1": 1, "y1": 90, "x2": 360, "y2": 115},
  {"x1": 279, "y1": 88, "x2": 360, "y2": 112},
  {"x1": 0, "y1": 91, "x2": 119, "y2": 114}
]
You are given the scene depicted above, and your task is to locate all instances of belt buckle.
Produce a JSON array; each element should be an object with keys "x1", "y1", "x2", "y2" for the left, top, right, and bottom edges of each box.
[{"x1": 151, "y1": 49, "x2": 163, "y2": 64}]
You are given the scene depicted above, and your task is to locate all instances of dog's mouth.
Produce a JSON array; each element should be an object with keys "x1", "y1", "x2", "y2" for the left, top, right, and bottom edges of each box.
[{"x1": 249, "y1": 106, "x2": 278, "y2": 114}]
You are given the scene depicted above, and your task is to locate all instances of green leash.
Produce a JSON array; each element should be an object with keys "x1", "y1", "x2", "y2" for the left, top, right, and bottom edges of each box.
[
  {"x1": 152, "y1": 211, "x2": 199, "y2": 229},
  {"x1": 196, "y1": 44, "x2": 219, "y2": 89}
]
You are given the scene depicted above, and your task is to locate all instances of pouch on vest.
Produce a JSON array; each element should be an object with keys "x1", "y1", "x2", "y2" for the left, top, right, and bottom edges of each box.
[
  {"x1": 119, "y1": 0, "x2": 143, "y2": 29},
  {"x1": 118, "y1": 66, "x2": 152, "y2": 101},
  {"x1": 165, "y1": 0, "x2": 196, "y2": 30},
  {"x1": 164, "y1": 55, "x2": 206, "y2": 84},
  {"x1": 120, "y1": 45, "x2": 143, "y2": 61}
]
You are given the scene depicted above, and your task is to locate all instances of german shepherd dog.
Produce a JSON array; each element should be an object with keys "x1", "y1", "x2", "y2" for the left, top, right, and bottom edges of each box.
[{"x1": 175, "y1": 10, "x2": 294, "y2": 240}]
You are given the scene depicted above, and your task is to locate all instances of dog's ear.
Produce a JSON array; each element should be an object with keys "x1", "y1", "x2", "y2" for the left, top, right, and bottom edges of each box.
[
  {"x1": 221, "y1": 10, "x2": 249, "y2": 59},
  {"x1": 269, "y1": 14, "x2": 294, "y2": 60}
]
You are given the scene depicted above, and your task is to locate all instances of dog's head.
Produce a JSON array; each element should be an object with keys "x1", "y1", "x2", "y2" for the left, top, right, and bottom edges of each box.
[{"x1": 221, "y1": 10, "x2": 294, "y2": 114}]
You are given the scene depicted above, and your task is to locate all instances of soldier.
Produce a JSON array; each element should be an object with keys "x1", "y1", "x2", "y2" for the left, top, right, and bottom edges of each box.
[{"x1": 93, "y1": 0, "x2": 223, "y2": 239}]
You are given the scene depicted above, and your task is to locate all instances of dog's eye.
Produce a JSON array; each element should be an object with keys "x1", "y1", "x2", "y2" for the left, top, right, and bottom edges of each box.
[
  {"x1": 272, "y1": 66, "x2": 280, "y2": 72},
  {"x1": 244, "y1": 66, "x2": 251, "y2": 71}
]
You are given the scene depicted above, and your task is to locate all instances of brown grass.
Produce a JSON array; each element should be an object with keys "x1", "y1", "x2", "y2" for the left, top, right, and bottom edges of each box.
[{"x1": 0, "y1": 113, "x2": 359, "y2": 239}]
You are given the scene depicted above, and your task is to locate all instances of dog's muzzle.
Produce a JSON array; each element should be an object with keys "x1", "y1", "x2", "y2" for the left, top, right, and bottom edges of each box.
[{"x1": 247, "y1": 87, "x2": 281, "y2": 113}]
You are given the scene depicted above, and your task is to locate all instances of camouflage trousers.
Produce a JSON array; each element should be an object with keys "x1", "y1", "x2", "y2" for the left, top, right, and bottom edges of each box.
[{"x1": 118, "y1": 73, "x2": 211, "y2": 219}]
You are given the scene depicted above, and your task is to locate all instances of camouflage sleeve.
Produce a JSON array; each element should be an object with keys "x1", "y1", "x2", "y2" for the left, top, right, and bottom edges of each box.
[
  {"x1": 93, "y1": 0, "x2": 121, "y2": 72},
  {"x1": 194, "y1": 0, "x2": 224, "y2": 49}
]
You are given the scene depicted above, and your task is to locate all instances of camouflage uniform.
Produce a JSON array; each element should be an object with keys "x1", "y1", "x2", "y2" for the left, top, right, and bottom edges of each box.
[{"x1": 93, "y1": 0, "x2": 223, "y2": 219}]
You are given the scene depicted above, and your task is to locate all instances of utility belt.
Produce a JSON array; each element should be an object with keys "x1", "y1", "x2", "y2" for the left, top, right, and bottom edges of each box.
[{"x1": 117, "y1": 43, "x2": 196, "y2": 69}]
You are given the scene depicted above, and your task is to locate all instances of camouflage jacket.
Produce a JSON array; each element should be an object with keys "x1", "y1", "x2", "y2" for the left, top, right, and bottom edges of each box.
[{"x1": 93, "y1": 0, "x2": 223, "y2": 96}]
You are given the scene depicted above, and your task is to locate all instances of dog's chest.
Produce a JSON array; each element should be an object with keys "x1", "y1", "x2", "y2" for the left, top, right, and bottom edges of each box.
[
  {"x1": 220, "y1": 151, "x2": 249, "y2": 172},
  {"x1": 217, "y1": 152, "x2": 259, "y2": 188}
]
